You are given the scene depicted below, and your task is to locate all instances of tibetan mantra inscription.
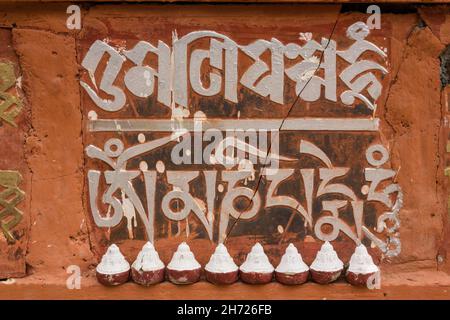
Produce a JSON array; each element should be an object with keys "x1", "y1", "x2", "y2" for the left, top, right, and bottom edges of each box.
[{"x1": 79, "y1": 20, "x2": 401, "y2": 264}]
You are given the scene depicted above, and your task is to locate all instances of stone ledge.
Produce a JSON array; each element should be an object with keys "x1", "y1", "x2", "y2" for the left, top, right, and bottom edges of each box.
[
  {"x1": 1, "y1": 282, "x2": 449, "y2": 300},
  {"x1": 2, "y1": 270, "x2": 449, "y2": 299}
]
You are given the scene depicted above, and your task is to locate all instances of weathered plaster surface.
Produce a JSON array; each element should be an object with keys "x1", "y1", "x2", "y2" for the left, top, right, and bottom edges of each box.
[
  {"x1": 0, "y1": 3, "x2": 448, "y2": 293},
  {"x1": 383, "y1": 25, "x2": 445, "y2": 264},
  {"x1": 12, "y1": 28, "x2": 93, "y2": 282}
]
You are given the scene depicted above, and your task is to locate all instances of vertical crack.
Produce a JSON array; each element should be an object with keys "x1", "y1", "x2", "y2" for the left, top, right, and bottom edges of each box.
[
  {"x1": 74, "y1": 5, "x2": 97, "y2": 259},
  {"x1": 224, "y1": 6, "x2": 343, "y2": 243}
]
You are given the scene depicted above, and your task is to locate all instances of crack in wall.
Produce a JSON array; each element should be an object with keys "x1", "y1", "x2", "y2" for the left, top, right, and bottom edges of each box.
[
  {"x1": 223, "y1": 5, "x2": 343, "y2": 243},
  {"x1": 7, "y1": 25, "x2": 37, "y2": 276},
  {"x1": 74, "y1": 5, "x2": 98, "y2": 261},
  {"x1": 438, "y1": 44, "x2": 450, "y2": 270}
]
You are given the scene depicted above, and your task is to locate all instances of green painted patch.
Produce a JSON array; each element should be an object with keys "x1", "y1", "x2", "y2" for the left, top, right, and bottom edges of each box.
[
  {"x1": 0, "y1": 170, "x2": 25, "y2": 243},
  {"x1": 0, "y1": 62, "x2": 23, "y2": 127}
]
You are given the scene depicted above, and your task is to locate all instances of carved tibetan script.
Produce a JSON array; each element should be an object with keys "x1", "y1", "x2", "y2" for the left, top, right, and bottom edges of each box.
[{"x1": 80, "y1": 20, "x2": 402, "y2": 259}]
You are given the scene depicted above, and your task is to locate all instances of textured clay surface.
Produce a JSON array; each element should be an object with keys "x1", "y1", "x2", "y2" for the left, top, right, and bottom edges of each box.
[
  {"x1": 167, "y1": 268, "x2": 202, "y2": 285},
  {"x1": 0, "y1": 3, "x2": 448, "y2": 299}
]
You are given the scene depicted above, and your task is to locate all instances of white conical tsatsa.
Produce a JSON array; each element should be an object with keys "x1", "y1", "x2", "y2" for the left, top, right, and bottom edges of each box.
[
  {"x1": 205, "y1": 243, "x2": 238, "y2": 274},
  {"x1": 96, "y1": 244, "x2": 130, "y2": 275},
  {"x1": 132, "y1": 242, "x2": 165, "y2": 272},
  {"x1": 167, "y1": 242, "x2": 201, "y2": 271},
  {"x1": 310, "y1": 241, "x2": 343, "y2": 272},
  {"x1": 347, "y1": 244, "x2": 379, "y2": 274},
  {"x1": 275, "y1": 243, "x2": 309, "y2": 274},
  {"x1": 239, "y1": 243, "x2": 274, "y2": 273}
]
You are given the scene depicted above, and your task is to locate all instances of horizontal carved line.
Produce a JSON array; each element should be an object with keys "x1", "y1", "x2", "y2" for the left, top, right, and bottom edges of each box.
[{"x1": 88, "y1": 117, "x2": 380, "y2": 132}]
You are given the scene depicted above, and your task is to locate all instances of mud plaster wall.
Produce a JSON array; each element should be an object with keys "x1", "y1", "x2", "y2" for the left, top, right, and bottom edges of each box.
[{"x1": 0, "y1": 3, "x2": 449, "y2": 284}]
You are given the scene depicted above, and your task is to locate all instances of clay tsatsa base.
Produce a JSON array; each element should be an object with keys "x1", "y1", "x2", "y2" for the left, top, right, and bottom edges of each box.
[
  {"x1": 310, "y1": 269, "x2": 342, "y2": 284},
  {"x1": 96, "y1": 270, "x2": 130, "y2": 286},
  {"x1": 275, "y1": 270, "x2": 309, "y2": 285},
  {"x1": 205, "y1": 270, "x2": 239, "y2": 285},
  {"x1": 131, "y1": 267, "x2": 165, "y2": 286},
  {"x1": 167, "y1": 268, "x2": 201, "y2": 285}
]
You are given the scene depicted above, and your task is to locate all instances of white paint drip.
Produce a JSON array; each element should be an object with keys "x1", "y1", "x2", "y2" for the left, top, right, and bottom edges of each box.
[
  {"x1": 122, "y1": 192, "x2": 137, "y2": 239},
  {"x1": 96, "y1": 244, "x2": 130, "y2": 275},
  {"x1": 275, "y1": 243, "x2": 309, "y2": 274},
  {"x1": 310, "y1": 241, "x2": 343, "y2": 272},
  {"x1": 347, "y1": 244, "x2": 379, "y2": 274},
  {"x1": 167, "y1": 242, "x2": 201, "y2": 271},
  {"x1": 137, "y1": 133, "x2": 146, "y2": 143},
  {"x1": 205, "y1": 243, "x2": 238, "y2": 274},
  {"x1": 132, "y1": 242, "x2": 165, "y2": 272},
  {"x1": 156, "y1": 160, "x2": 165, "y2": 173},
  {"x1": 239, "y1": 243, "x2": 274, "y2": 273}
]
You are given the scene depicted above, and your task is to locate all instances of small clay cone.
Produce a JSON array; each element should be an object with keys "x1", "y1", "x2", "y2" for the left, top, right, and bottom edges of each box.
[
  {"x1": 346, "y1": 244, "x2": 379, "y2": 287},
  {"x1": 310, "y1": 241, "x2": 343, "y2": 284},
  {"x1": 239, "y1": 243, "x2": 274, "y2": 284},
  {"x1": 96, "y1": 244, "x2": 130, "y2": 286},
  {"x1": 205, "y1": 243, "x2": 239, "y2": 285},
  {"x1": 131, "y1": 242, "x2": 165, "y2": 286},
  {"x1": 275, "y1": 243, "x2": 309, "y2": 285},
  {"x1": 167, "y1": 242, "x2": 201, "y2": 285}
]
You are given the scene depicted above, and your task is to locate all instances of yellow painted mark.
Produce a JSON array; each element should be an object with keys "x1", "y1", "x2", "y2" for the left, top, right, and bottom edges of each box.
[
  {"x1": 0, "y1": 62, "x2": 23, "y2": 127},
  {"x1": 0, "y1": 170, "x2": 25, "y2": 243}
]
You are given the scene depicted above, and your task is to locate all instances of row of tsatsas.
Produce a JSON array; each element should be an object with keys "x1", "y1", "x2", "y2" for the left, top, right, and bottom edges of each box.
[{"x1": 95, "y1": 241, "x2": 380, "y2": 287}]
